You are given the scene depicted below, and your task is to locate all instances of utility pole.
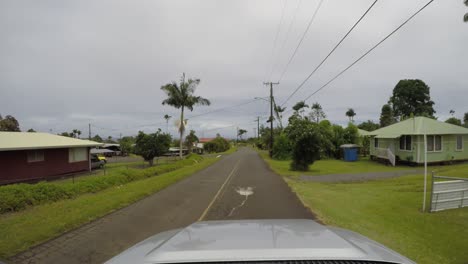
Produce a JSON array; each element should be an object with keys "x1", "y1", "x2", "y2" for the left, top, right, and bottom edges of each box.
[
  {"x1": 255, "y1": 116, "x2": 260, "y2": 139},
  {"x1": 263, "y1": 82, "x2": 279, "y2": 157},
  {"x1": 88, "y1": 123, "x2": 91, "y2": 140},
  {"x1": 236, "y1": 126, "x2": 239, "y2": 145}
]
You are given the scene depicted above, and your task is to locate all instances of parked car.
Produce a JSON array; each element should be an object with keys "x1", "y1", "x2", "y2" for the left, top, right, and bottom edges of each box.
[
  {"x1": 91, "y1": 154, "x2": 105, "y2": 169},
  {"x1": 105, "y1": 219, "x2": 415, "y2": 264}
]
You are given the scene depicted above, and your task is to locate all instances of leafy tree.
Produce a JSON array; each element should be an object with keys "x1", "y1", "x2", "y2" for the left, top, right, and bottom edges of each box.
[
  {"x1": 449, "y1": 109, "x2": 455, "y2": 116},
  {"x1": 184, "y1": 130, "x2": 198, "y2": 153},
  {"x1": 119, "y1": 136, "x2": 135, "y2": 155},
  {"x1": 134, "y1": 130, "x2": 171, "y2": 166},
  {"x1": 0, "y1": 115, "x2": 20, "y2": 131},
  {"x1": 60, "y1": 130, "x2": 81, "y2": 138},
  {"x1": 309, "y1": 103, "x2": 326, "y2": 123},
  {"x1": 330, "y1": 124, "x2": 346, "y2": 159},
  {"x1": 272, "y1": 133, "x2": 291, "y2": 160},
  {"x1": 292, "y1": 101, "x2": 309, "y2": 117},
  {"x1": 204, "y1": 135, "x2": 230, "y2": 153},
  {"x1": 91, "y1": 134, "x2": 103, "y2": 142},
  {"x1": 343, "y1": 123, "x2": 359, "y2": 144},
  {"x1": 285, "y1": 118, "x2": 321, "y2": 171},
  {"x1": 345, "y1": 108, "x2": 356, "y2": 122},
  {"x1": 379, "y1": 104, "x2": 396, "y2": 127},
  {"x1": 237, "y1": 129, "x2": 247, "y2": 140},
  {"x1": 445, "y1": 117, "x2": 462, "y2": 126},
  {"x1": 317, "y1": 120, "x2": 334, "y2": 158},
  {"x1": 105, "y1": 136, "x2": 116, "y2": 143},
  {"x1": 388, "y1": 79, "x2": 435, "y2": 119},
  {"x1": 464, "y1": 112, "x2": 468, "y2": 128},
  {"x1": 357, "y1": 120, "x2": 380, "y2": 131},
  {"x1": 27, "y1": 128, "x2": 36, "y2": 132},
  {"x1": 164, "y1": 114, "x2": 171, "y2": 133},
  {"x1": 161, "y1": 73, "x2": 211, "y2": 158}
]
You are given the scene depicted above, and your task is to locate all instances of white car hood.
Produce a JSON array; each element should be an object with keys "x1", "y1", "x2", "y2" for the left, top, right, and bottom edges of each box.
[{"x1": 105, "y1": 219, "x2": 415, "y2": 264}]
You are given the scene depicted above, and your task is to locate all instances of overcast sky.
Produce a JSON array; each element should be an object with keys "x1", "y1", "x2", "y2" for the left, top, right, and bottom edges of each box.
[{"x1": 1, "y1": 0, "x2": 466, "y2": 139}]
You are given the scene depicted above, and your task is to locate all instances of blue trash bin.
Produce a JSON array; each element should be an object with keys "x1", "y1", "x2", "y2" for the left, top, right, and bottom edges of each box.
[{"x1": 341, "y1": 144, "x2": 359, "y2": 162}]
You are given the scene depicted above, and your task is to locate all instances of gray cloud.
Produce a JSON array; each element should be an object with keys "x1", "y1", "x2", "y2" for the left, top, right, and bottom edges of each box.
[{"x1": 1, "y1": 0, "x2": 466, "y2": 138}]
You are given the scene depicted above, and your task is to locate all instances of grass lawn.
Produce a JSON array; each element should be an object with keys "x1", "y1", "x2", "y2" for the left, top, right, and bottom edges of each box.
[
  {"x1": 259, "y1": 151, "x2": 410, "y2": 177},
  {"x1": 258, "y1": 151, "x2": 468, "y2": 263},
  {"x1": 0, "y1": 156, "x2": 219, "y2": 258}
]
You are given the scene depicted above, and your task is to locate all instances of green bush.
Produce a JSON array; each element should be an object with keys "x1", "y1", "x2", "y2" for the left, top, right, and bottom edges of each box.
[
  {"x1": 204, "y1": 137, "x2": 230, "y2": 153},
  {"x1": 272, "y1": 133, "x2": 291, "y2": 160},
  {"x1": 0, "y1": 154, "x2": 204, "y2": 214}
]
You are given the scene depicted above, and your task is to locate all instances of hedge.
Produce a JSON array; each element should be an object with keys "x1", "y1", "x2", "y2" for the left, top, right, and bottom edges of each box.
[{"x1": 0, "y1": 154, "x2": 203, "y2": 214}]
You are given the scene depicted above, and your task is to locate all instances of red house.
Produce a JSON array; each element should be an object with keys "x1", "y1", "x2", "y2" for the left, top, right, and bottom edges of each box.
[{"x1": 0, "y1": 132, "x2": 102, "y2": 185}]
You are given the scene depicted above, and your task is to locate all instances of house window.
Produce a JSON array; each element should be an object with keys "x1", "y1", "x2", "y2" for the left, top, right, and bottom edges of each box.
[
  {"x1": 27, "y1": 150, "x2": 44, "y2": 162},
  {"x1": 456, "y1": 135, "x2": 463, "y2": 151},
  {"x1": 426, "y1": 135, "x2": 442, "y2": 152},
  {"x1": 69, "y1": 148, "x2": 87, "y2": 162},
  {"x1": 374, "y1": 138, "x2": 379, "y2": 148},
  {"x1": 399, "y1": 135, "x2": 412, "y2": 151}
]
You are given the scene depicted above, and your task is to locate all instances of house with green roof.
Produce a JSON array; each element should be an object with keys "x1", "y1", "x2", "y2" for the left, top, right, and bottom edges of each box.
[{"x1": 367, "y1": 117, "x2": 468, "y2": 166}]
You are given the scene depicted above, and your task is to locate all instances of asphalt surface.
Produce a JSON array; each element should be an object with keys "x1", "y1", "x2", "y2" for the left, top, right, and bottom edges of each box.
[
  {"x1": 10, "y1": 147, "x2": 314, "y2": 264},
  {"x1": 299, "y1": 170, "x2": 422, "y2": 183}
]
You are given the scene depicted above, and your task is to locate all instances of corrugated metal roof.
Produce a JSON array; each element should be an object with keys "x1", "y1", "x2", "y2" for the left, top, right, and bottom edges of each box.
[
  {"x1": 0, "y1": 132, "x2": 103, "y2": 151},
  {"x1": 357, "y1": 129, "x2": 371, "y2": 136},
  {"x1": 368, "y1": 117, "x2": 468, "y2": 137}
]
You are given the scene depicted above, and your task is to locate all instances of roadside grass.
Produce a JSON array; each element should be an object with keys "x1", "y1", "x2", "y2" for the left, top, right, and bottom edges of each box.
[
  {"x1": 0, "y1": 155, "x2": 207, "y2": 214},
  {"x1": 257, "y1": 151, "x2": 468, "y2": 263},
  {"x1": 0, "y1": 156, "x2": 219, "y2": 258},
  {"x1": 286, "y1": 174, "x2": 468, "y2": 264},
  {"x1": 258, "y1": 151, "x2": 409, "y2": 177}
]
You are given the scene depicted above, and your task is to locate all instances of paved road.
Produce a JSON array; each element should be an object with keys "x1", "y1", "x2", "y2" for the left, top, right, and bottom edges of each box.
[
  {"x1": 299, "y1": 170, "x2": 422, "y2": 183},
  {"x1": 10, "y1": 147, "x2": 313, "y2": 264}
]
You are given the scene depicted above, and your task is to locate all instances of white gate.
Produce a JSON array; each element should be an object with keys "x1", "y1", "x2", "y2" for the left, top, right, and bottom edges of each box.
[{"x1": 430, "y1": 173, "x2": 468, "y2": 212}]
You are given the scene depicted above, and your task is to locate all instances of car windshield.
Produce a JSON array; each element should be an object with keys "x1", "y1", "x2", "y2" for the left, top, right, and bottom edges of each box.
[{"x1": 1, "y1": 1, "x2": 467, "y2": 264}]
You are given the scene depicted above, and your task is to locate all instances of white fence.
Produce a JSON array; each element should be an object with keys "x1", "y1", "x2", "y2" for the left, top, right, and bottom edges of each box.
[{"x1": 430, "y1": 174, "x2": 468, "y2": 212}]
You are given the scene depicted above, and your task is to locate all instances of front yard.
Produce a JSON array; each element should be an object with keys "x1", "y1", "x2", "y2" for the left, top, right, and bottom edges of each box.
[{"x1": 260, "y1": 152, "x2": 468, "y2": 264}]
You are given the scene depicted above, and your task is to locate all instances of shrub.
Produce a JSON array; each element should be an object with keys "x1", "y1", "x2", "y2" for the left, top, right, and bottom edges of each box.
[
  {"x1": 0, "y1": 154, "x2": 203, "y2": 214},
  {"x1": 285, "y1": 117, "x2": 321, "y2": 171},
  {"x1": 272, "y1": 133, "x2": 291, "y2": 160},
  {"x1": 204, "y1": 137, "x2": 230, "y2": 153}
]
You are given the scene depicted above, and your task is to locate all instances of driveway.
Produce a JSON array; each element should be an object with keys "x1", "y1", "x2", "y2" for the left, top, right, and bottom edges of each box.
[
  {"x1": 299, "y1": 170, "x2": 422, "y2": 183},
  {"x1": 10, "y1": 147, "x2": 313, "y2": 264}
]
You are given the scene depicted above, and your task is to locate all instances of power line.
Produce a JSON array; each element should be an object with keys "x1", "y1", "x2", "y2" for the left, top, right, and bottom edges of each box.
[
  {"x1": 264, "y1": 0, "x2": 288, "y2": 82},
  {"x1": 269, "y1": 0, "x2": 303, "y2": 81},
  {"x1": 187, "y1": 99, "x2": 258, "y2": 119},
  {"x1": 301, "y1": 0, "x2": 435, "y2": 103},
  {"x1": 276, "y1": 0, "x2": 325, "y2": 83},
  {"x1": 280, "y1": 0, "x2": 378, "y2": 106}
]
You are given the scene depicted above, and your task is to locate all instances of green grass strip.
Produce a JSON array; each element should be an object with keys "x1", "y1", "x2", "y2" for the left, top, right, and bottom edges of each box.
[{"x1": 0, "y1": 157, "x2": 218, "y2": 258}]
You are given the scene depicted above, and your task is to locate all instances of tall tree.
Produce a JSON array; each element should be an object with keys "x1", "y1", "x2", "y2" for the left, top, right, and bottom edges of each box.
[
  {"x1": 0, "y1": 115, "x2": 21, "y2": 131},
  {"x1": 292, "y1": 101, "x2": 308, "y2": 117},
  {"x1": 184, "y1": 130, "x2": 198, "y2": 153},
  {"x1": 164, "y1": 114, "x2": 171, "y2": 133},
  {"x1": 345, "y1": 108, "x2": 356, "y2": 122},
  {"x1": 388, "y1": 79, "x2": 435, "y2": 119},
  {"x1": 379, "y1": 104, "x2": 396, "y2": 127},
  {"x1": 309, "y1": 103, "x2": 326, "y2": 123},
  {"x1": 161, "y1": 73, "x2": 211, "y2": 158}
]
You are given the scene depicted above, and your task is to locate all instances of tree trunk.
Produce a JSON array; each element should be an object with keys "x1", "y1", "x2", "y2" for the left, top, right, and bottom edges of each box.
[
  {"x1": 148, "y1": 158, "x2": 154, "y2": 166},
  {"x1": 179, "y1": 106, "x2": 184, "y2": 159}
]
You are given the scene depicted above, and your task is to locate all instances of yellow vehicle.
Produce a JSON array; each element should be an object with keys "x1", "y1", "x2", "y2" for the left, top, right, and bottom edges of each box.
[{"x1": 97, "y1": 155, "x2": 107, "y2": 163}]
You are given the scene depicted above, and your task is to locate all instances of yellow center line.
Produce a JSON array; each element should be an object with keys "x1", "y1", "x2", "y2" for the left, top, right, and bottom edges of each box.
[{"x1": 198, "y1": 159, "x2": 241, "y2": 221}]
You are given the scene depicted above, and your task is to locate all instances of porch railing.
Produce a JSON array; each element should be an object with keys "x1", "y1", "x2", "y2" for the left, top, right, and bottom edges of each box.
[{"x1": 374, "y1": 147, "x2": 395, "y2": 166}]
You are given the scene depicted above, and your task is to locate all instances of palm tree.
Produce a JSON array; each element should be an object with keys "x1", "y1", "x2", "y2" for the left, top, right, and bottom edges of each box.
[
  {"x1": 292, "y1": 101, "x2": 309, "y2": 117},
  {"x1": 273, "y1": 101, "x2": 286, "y2": 130},
  {"x1": 161, "y1": 73, "x2": 211, "y2": 158},
  {"x1": 164, "y1": 114, "x2": 171, "y2": 133},
  {"x1": 346, "y1": 108, "x2": 356, "y2": 122}
]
